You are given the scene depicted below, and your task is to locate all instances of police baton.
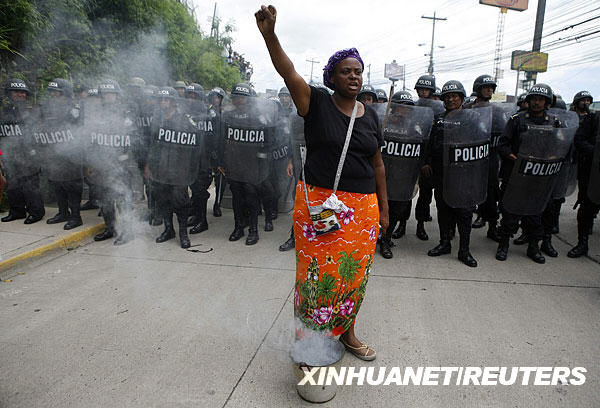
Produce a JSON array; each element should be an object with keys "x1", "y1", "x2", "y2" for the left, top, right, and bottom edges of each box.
[{"x1": 382, "y1": 79, "x2": 397, "y2": 132}]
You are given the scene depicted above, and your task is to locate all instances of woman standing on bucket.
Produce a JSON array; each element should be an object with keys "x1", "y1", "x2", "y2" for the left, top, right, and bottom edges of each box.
[{"x1": 255, "y1": 5, "x2": 389, "y2": 360}]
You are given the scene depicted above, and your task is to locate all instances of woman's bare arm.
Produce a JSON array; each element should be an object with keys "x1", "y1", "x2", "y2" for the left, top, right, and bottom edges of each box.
[
  {"x1": 372, "y1": 149, "x2": 389, "y2": 233},
  {"x1": 255, "y1": 5, "x2": 310, "y2": 116}
]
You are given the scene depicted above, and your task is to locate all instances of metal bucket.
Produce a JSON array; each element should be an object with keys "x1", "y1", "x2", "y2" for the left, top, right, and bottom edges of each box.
[{"x1": 290, "y1": 335, "x2": 345, "y2": 403}]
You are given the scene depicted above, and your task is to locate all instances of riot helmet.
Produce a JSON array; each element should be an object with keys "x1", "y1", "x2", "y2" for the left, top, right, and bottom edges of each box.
[
  {"x1": 472, "y1": 74, "x2": 497, "y2": 94},
  {"x1": 98, "y1": 79, "x2": 122, "y2": 95},
  {"x1": 526, "y1": 83, "x2": 553, "y2": 105},
  {"x1": 231, "y1": 83, "x2": 252, "y2": 97},
  {"x1": 573, "y1": 90, "x2": 593, "y2": 105},
  {"x1": 47, "y1": 78, "x2": 73, "y2": 98},
  {"x1": 357, "y1": 85, "x2": 377, "y2": 105},
  {"x1": 278, "y1": 86, "x2": 292, "y2": 108},
  {"x1": 414, "y1": 74, "x2": 436, "y2": 91},
  {"x1": 432, "y1": 87, "x2": 441, "y2": 100},
  {"x1": 87, "y1": 88, "x2": 99, "y2": 98},
  {"x1": 209, "y1": 87, "x2": 226, "y2": 100},
  {"x1": 156, "y1": 86, "x2": 177, "y2": 99},
  {"x1": 391, "y1": 90, "x2": 415, "y2": 105},
  {"x1": 4, "y1": 78, "x2": 30, "y2": 99},
  {"x1": 185, "y1": 83, "x2": 205, "y2": 100},
  {"x1": 441, "y1": 80, "x2": 466, "y2": 99},
  {"x1": 552, "y1": 96, "x2": 567, "y2": 110},
  {"x1": 128, "y1": 77, "x2": 146, "y2": 88},
  {"x1": 278, "y1": 86, "x2": 290, "y2": 96},
  {"x1": 375, "y1": 89, "x2": 388, "y2": 103}
]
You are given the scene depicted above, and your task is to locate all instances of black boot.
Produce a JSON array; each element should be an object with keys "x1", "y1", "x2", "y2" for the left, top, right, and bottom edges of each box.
[
  {"x1": 527, "y1": 240, "x2": 546, "y2": 264},
  {"x1": 114, "y1": 231, "x2": 134, "y2": 246},
  {"x1": 264, "y1": 218, "x2": 273, "y2": 232},
  {"x1": 156, "y1": 214, "x2": 176, "y2": 243},
  {"x1": 24, "y1": 214, "x2": 43, "y2": 224},
  {"x1": 213, "y1": 202, "x2": 222, "y2": 217},
  {"x1": 458, "y1": 234, "x2": 477, "y2": 267},
  {"x1": 150, "y1": 212, "x2": 163, "y2": 226},
  {"x1": 64, "y1": 216, "x2": 83, "y2": 230},
  {"x1": 541, "y1": 234, "x2": 558, "y2": 257},
  {"x1": 190, "y1": 203, "x2": 208, "y2": 234},
  {"x1": 428, "y1": 235, "x2": 451, "y2": 257},
  {"x1": 513, "y1": 232, "x2": 527, "y2": 245},
  {"x1": 94, "y1": 228, "x2": 114, "y2": 241},
  {"x1": 177, "y1": 213, "x2": 191, "y2": 249},
  {"x1": 1, "y1": 211, "x2": 25, "y2": 222},
  {"x1": 46, "y1": 212, "x2": 70, "y2": 224},
  {"x1": 246, "y1": 227, "x2": 259, "y2": 245},
  {"x1": 472, "y1": 214, "x2": 485, "y2": 229},
  {"x1": 495, "y1": 236, "x2": 510, "y2": 261},
  {"x1": 380, "y1": 237, "x2": 393, "y2": 259},
  {"x1": 416, "y1": 221, "x2": 429, "y2": 241},
  {"x1": 567, "y1": 235, "x2": 588, "y2": 258},
  {"x1": 486, "y1": 222, "x2": 501, "y2": 243},
  {"x1": 80, "y1": 201, "x2": 99, "y2": 211},
  {"x1": 279, "y1": 229, "x2": 295, "y2": 251},
  {"x1": 392, "y1": 221, "x2": 406, "y2": 239}
]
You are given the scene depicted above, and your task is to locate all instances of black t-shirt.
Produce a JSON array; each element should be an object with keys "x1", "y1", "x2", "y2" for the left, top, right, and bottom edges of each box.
[{"x1": 302, "y1": 86, "x2": 383, "y2": 194}]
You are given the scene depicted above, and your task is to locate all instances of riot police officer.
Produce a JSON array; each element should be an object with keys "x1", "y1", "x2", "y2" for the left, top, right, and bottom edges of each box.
[
  {"x1": 209, "y1": 87, "x2": 226, "y2": 217},
  {"x1": 186, "y1": 83, "x2": 212, "y2": 234},
  {"x1": 89, "y1": 79, "x2": 138, "y2": 245},
  {"x1": 375, "y1": 89, "x2": 388, "y2": 103},
  {"x1": 146, "y1": 86, "x2": 203, "y2": 248},
  {"x1": 278, "y1": 86, "x2": 293, "y2": 111},
  {"x1": 432, "y1": 87, "x2": 441, "y2": 101},
  {"x1": 379, "y1": 90, "x2": 433, "y2": 259},
  {"x1": 413, "y1": 74, "x2": 442, "y2": 241},
  {"x1": 568, "y1": 93, "x2": 598, "y2": 258},
  {"x1": 571, "y1": 91, "x2": 593, "y2": 119},
  {"x1": 219, "y1": 83, "x2": 276, "y2": 245},
  {"x1": 36, "y1": 78, "x2": 84, "y2": 230},
  {"x1": 0, "y1": 78, "x2": 45, "y2": 224},
  {"x1": 422, "y1": 80, "x2": 490, "y2": 267},
  {"x1": 516, "y1": 93, "x2": 528, "y2": 112},
  {"x1": 357, "y1": 85, "x2": 378, "y2": 105},
  {"x1": 496, "y1": 83, "x2": 575, "y2": 264},
  {"x1": 173, "y1": 81, "x2": 187, "y2": 98}
]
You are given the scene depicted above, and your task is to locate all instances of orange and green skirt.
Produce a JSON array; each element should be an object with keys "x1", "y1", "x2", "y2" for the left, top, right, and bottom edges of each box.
[{"x1": 293, "y1": 181, "x2": 379, "y2": 336}]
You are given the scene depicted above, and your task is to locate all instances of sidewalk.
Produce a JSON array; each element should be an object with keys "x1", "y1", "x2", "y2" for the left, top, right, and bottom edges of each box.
[{"x1": 0, "y1": 205, "x2": 105, "y2": 272}]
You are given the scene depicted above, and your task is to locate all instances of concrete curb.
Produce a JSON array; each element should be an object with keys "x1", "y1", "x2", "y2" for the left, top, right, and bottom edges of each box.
[{"x1": 0, "y1": 222, "x2": 105, "y2": 273}]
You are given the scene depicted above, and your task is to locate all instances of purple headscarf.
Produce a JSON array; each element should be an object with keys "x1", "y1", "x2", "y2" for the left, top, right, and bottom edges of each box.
[{"x1": 322, "y1": 48, "x2": 364, "y2": 91}]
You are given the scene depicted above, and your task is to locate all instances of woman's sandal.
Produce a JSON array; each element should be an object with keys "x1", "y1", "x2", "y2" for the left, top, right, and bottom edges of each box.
[{"x1": 339, "y1": 336, "x2": 376, "y2": 361}]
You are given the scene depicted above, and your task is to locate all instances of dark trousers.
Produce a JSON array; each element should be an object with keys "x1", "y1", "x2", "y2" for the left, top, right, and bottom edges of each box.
[
  {"x1": 190, "y1": 169, "x2": 212, "y2": 219},
  {"x1": 478, "y1": 174, "x2": 501, "y2": 224},
  {"x1": 434, "y1": 188, "x2": 474, "y2": 249},
  {"x1": 6, "y1": 173, "x2": 45, "y2": 218},
  {"x1": 84, "y1": 175, "x2": 98, "y2": 204},
  {"x1": 152, "y1": 181, "x2": 191, "y2": 222},
  {"x1": 385, "y1": 199, "x2": 412, "y2": 240},
  {"x1": 49, "y1": 179, "x2": 83, "y2": 220},
  {"x1": 498, "y1": 181, "x2": 544, "y2": 241},
  {"x1": 230, "y1": 179, "x2": 273, "y2": 230},
  {"x1": 415, "y1": 176, "x2": 433, "y2": 222},
  {"x1": 576, "y1": 176, "x2": 600, "y2": 238},
  {"x1": 541, "y1": 198, "x2": 564, "y2": 235},
  {"x1": 98, "y1": 182, "x2": 133, "y2": 235}
]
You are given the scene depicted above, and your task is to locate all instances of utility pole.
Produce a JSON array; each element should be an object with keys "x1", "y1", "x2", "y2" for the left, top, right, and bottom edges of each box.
[
  {"x1": 527, "y1": 0, "x2": 546, "y2": 86},
  {"x1": 367, "y1": 64, "x2": 371, "y2": 85},
  {"x1": 422, "y1": 11, "x2": 447, "y2": 74},
  {"x1": 306, "y1": 58, "x2": 319, "y2": 84},
  {"x1": 210, "y1": 3, "x2": 218, "y2": 40},
  {"x1": 403, "y1": 64, "x2": 406, "y2": 91}
]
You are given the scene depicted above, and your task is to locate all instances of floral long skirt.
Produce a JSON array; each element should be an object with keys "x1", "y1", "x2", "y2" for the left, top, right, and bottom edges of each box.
[{"x1": 293, "y1": 181, "x2": 379, "y2": 336}]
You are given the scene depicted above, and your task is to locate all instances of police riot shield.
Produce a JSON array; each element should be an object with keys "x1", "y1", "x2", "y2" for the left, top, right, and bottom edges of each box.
[
  {"x1": 84, "y1": 103, "x2": 138, "y2": 187},
  {"x1": 290, "y1": 114, "x2": 306, "y2": 183},
  {"x1": 545, "y1": 109, "x2": 578, "y2": 200},
  {"x1": 377, "y1": 103, "x2": 433, "y2": 201},
  {"x1": 271, "y1": 110, "x2": 295, "y2": 213},
  {"x1": 0, "y1": 103, "x2": 39, "y2": 180},
  {"x1": 587, "y1": 115, "x2": 600, "y2": 204},
  {"x1": 221, "y1": 97, "x2": 276, "y2": 185},
  {"x1": 148, "y1": 110, "x2": 204, "y2": 186},
  {"x1": 416, "y1": 98, "x2": 445, "y2": 115},
  {"x1": 442, "y1": 106, "x2": 492, "y2": 208},
  {"x1": 32, "y1": 102, "x2": 83, "y2": 182},
  {"x1": 502, "y1": 111, "x2": 577, "y2": 215},
  {"x1": 491, "y1": 103, "x2": 517, "y2": 148}
]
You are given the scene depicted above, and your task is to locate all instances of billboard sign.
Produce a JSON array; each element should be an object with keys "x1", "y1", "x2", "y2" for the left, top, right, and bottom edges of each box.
[
  {"x1": 511, "y1": 51, "x2": 548, "y2": 72},
  {"x1": 480, "y1": 0, "x2": 528, "y2": 11}
]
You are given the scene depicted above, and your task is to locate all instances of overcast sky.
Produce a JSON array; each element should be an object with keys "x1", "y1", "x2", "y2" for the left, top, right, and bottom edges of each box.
[{"x1": 191, "y1": 0, "x2": 600, "y2": 102}]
